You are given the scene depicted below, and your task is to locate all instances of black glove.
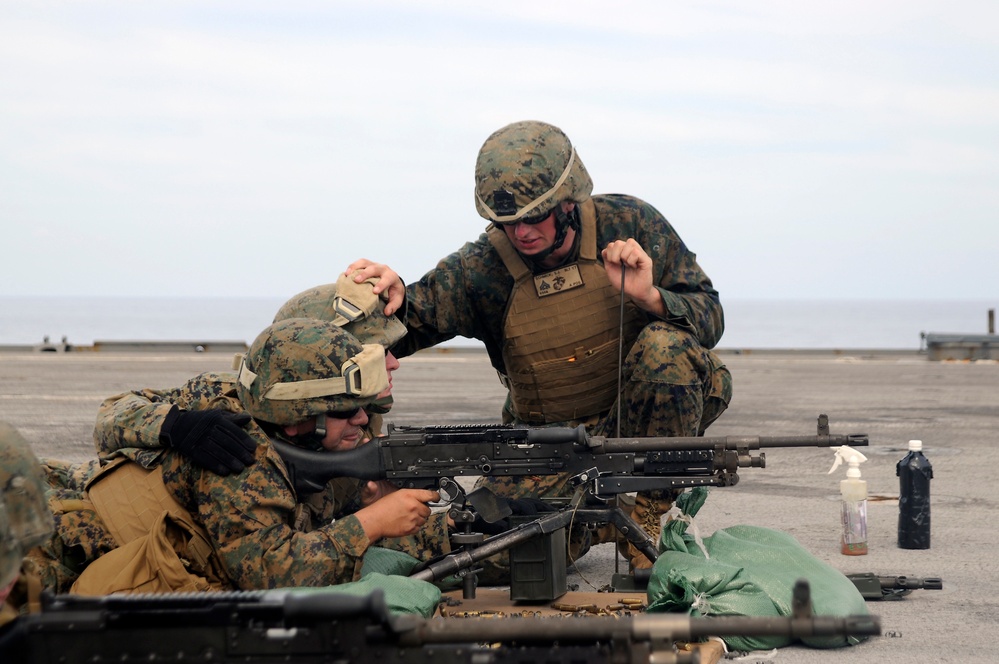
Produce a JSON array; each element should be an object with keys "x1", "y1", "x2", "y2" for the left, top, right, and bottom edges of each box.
[
  {"x1": 161, "y1": 407, "x2": 257, "y2": 476},
  {"x1": 472, "y1": 496, "x2": 557, "y2": 535},
  {"x1": 506, "y1": 497, "x2": 558, "y2": 516}
]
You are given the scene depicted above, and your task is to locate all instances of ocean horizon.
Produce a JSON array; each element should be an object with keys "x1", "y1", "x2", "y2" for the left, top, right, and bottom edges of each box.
[{"x1": 1, "y1": 295, "x2": 995, "y2": 351}]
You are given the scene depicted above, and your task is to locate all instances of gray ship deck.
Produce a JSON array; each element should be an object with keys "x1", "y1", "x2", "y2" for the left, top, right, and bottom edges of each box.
[{"x1": 2, "y1": 347, "x2": 996, "y2": 663}]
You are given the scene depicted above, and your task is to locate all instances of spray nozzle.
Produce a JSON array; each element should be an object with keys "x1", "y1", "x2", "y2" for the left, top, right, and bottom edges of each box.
[{"x1": 828, "y1": 445, "x2": 869, "y2": 478}]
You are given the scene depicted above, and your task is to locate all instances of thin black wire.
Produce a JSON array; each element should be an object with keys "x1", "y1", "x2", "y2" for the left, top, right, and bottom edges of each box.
[
  {"x1": 617, "y1": 264, "x2": 626, "y2": 438},
  {"x1": 569, "y1": 265, "x2": 629, "y2": 588},
  {"x1": 613, "y1": 265, "x2": 626, "y2": 576}
]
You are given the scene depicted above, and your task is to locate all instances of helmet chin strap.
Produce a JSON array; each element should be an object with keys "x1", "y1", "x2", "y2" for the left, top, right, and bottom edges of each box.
[
  {"x1": 365, "y1": 395, "x2": 393, "y2": 415},
  {"x1": 529, "y1": 205, "x2": 580, "y2": 264},
  {"x1": 292, "y1": 413, "x2": 328, "y2": 451}
]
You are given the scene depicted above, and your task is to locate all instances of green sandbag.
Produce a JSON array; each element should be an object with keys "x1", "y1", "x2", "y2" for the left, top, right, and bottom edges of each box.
[
  {"x1": 279, "y1": 570, "x2": 441, "y2": 618},
  {"x1": 646, "y1": 488, "x2": 870, "y2": 651},
  {"x1": 361, "y1": 545, "x2": 463, "y2": 591},
  {"x1": 360, "y1": 545, "x2": 423, "y2": 577},
  {"x1": 278, "y1": 548, "x2": 443, "y2": 618}
]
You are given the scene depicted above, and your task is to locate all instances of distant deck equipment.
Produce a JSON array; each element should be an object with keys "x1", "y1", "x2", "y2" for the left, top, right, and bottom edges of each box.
[
  {"x1": 922, "y1": 308, "x2": 998, "y2": 361},
  {"x1": 922, "y1": 334, "x2": 998, "y2": 361}
]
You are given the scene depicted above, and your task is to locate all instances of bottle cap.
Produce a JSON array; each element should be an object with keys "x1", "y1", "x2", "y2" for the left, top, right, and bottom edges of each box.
[
  {"x1": 829, "y1": 445, "x2": 868, "y2": 478},
  {"x1": 908, "y1": 439, "x2": 923, "y2": 452}
]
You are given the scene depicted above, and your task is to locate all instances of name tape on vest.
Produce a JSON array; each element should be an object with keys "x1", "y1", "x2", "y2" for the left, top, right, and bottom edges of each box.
[{"x1": 533, "y1": 264, "x2": 584, "y2": 298}]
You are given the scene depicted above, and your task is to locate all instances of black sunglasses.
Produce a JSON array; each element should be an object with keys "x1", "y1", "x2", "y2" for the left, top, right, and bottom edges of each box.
[
  {"x1": 327, "y1": 407, "x2": 362, "y2": 420},
  {"x1": 516, "y1": 208, "x2": 553, "y2": 226}
]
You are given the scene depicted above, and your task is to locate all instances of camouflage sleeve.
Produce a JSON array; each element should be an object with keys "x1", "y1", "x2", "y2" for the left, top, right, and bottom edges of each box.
[
  {"x1": 377, "y1": 512, "x2": 451, "y2": 559},
  {"x1": 92, "y1": 372, "x2": 235, "y2": 464},
  {"x1": 394, "y1": 233, "x2": 511, "y2": 363},
  {"x1": 93, "y1": 390, "x2": 179, "y2": 462},
  {"x1": 597, "y1": 195, "x2": 725, "y2": 348},
  {"x1": 172, "y1": 443, "x2": 373, "y2": 589}
]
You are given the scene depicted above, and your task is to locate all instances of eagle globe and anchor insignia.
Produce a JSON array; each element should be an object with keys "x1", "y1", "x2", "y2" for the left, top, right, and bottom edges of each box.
[{"x1": 532, "y1": 264, "x2": 584, "y2": 297}]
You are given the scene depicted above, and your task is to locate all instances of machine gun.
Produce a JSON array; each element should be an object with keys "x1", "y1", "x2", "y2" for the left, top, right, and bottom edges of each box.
[
  {"x1": 1, "y1": 583, "x2": 879, "y2": 664},
  {"x1": 275, "y1": 413, "x2": 867, "y2": 499},
  {"x1": 847, "y1": 573, "x2": 944, "y2": 600},
  {"x1": 272, "y1": 414, "x2": 867, "y2": 599}
]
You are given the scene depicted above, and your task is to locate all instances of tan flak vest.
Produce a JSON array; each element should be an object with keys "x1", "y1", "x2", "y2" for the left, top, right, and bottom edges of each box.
[
  {"x1": 70, "y1": 460, "x2": 230, "y2": 595},
  {"x1": 488, "y1": 198, "x2": 647, "y2": 424}
]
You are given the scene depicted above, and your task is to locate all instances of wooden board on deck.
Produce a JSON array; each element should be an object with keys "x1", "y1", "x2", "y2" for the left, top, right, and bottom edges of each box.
[
  {"x1": 437, "y1": 588, "x2": 726, "y2": 664},
  {"x1": 439, "y1": 588, "x2": 647, "y2": 617}
]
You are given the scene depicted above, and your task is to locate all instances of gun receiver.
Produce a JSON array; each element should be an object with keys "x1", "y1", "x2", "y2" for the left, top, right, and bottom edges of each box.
[
  {"x1": 2, "y1": 583, "x2": 879, "y2": 663},
  {"x1": 274, "y1": 413, "x2": 868, "y2": 498}
]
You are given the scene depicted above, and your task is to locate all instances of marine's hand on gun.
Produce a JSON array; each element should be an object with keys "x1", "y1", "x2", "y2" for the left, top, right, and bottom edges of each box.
[
  {"x1": 360, "y1": 479, "x2": 398, "y2": 507},
  {"x1": 355, "y1": 488, "x2": 440, "y2": 540},
  {"x1": 471, "y1": 496, "x2": 558, "y2": 536}
]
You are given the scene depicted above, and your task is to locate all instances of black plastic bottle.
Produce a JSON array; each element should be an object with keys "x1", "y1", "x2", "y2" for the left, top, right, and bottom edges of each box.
[{"x1": 897, "y1": 439, "x2": 933, "y2": 549}]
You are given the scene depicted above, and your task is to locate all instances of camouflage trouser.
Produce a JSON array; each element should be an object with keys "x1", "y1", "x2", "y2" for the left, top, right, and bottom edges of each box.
[
  {"x1": 475, "y1": 322, "x2": 732, "y2": 580},
  {"x1": 378, "y1": 512, "x2": 452, "y2": 561}
]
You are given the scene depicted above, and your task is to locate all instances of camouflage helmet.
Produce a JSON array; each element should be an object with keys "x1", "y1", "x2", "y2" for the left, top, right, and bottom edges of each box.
[
  {"x1": 0, "y1": 422, "x2": 55, "y2": 589},
  {"x1": 474, "y1": 120, "x2": 593, "y2": 225},
  {"x1": 235, "y1": 318, "x2": 388, "y2": 427},
  {"x1": 273, "y1": 271, "x2": 407, "y2": 349}
]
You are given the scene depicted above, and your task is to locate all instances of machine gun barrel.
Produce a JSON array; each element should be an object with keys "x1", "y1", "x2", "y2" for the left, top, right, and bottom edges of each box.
[
  {"x1": 590, "y1": 432, "x2": 869, "y2": 453},
  {"x1": 400, "y1": 612, "x2": 878, "y2": 644},
  {"x1": 878, "y1": 575, "x2": 943, "y2": 590}
]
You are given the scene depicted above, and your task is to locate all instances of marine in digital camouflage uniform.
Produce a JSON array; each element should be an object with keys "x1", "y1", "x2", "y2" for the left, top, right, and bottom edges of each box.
[
  {"x1": 24, "y1": 319, "x2": 449, "y2": 593},
  {"x1": 350, "y1": 120, "x2": 732, "y2": 569},
  {"x1": 23, "y1": 275, "x2": 408, "y2": 591},
  {"x1": 92, "y1": 270, "x2": 407, "y2": 472},
  {"x1": 0, "y1": 422, "x2": 55, "y2": 625}
]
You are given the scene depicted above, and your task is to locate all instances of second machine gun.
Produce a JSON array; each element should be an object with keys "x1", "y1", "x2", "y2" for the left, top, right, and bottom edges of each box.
[
  {"x1": 273, "y1": 414, "x2": 868, "y2": 598},
  {"x1": 3, "y1": 582, "x2": 880, "y2": 664}
]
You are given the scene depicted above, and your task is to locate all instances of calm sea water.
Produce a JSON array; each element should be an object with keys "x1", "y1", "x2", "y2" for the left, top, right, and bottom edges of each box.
[{"x1": 0, "y1": 296, "x2": 995, "y2": 350}]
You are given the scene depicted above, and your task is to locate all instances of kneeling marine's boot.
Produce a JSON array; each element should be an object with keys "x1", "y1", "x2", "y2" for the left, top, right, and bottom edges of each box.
[
  {"x1": 587, "y1": 494, "x2": 637, "y2": 546},
  {"x1": 618, "y1": 491, "x2": 676, "y2": 570}
]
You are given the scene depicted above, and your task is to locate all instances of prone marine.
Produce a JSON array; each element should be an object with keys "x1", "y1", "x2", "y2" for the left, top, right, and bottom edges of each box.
[{"x1": 22, "y1": 318, "x2": 450, "y2": 595}]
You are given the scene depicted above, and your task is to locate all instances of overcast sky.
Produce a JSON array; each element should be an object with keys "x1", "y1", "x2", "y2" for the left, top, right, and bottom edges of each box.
[{"x1": 2, "y1": 1, "x2": 997, "y2": 302}]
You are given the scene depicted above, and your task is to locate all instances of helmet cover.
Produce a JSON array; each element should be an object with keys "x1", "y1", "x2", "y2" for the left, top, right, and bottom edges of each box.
[
  {"x1": 474, "y1": 120, "x2": 593, "y2": 224},
  {"x1": 273, "y1": 271, "x2": 407, "y2": 349},
  {"x1": 0, "y1": 422, "x2": 54, "y2": 588},
  {"x1": 236, "y1": 318, "x2": 388, "y2": 426}
]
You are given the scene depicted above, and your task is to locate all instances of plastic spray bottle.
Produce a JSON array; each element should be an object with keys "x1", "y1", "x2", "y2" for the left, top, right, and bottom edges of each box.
[
  {"x1": 829, "y1": 446, "x2": 869, "y2": 555},
  {"x1": 897, "y1": 439, "x2": 932, "y2": 549}
]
